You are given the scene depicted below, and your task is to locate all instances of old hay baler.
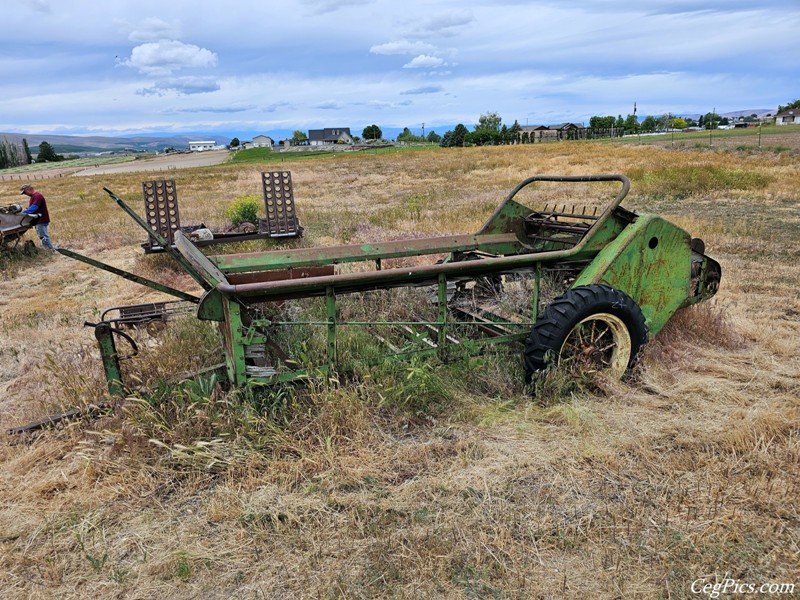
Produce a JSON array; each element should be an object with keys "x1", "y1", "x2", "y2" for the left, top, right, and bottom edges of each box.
[{"x1": 60, "y1": 174, "x2": 721, "y2": 396}]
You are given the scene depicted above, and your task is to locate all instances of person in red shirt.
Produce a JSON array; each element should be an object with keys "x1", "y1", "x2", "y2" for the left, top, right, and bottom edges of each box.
[{"x1": 20, "y1": 184, "x2": 54, "y2": 250}]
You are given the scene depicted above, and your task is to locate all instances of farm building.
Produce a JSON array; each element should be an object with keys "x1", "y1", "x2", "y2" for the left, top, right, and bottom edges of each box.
[
  {"x1": 188, "y1": 141, "x2": 216, "y2": 152},
  {"x1": 251, "y1": 135, "x2": 274, "y2": 147},
  {"x1": 775, "y1": 109, "x2": 800, "y2": 125}
]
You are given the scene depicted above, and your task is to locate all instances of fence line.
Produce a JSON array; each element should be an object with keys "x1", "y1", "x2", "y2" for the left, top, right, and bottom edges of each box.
[{"x1": 0, "y1": 172, "x2": 65, "y2": 182}]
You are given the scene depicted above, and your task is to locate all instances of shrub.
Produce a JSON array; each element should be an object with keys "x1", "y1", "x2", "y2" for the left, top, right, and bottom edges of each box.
[{"x1": 227, "y1": 195, "x2": 260, "y2": 225}]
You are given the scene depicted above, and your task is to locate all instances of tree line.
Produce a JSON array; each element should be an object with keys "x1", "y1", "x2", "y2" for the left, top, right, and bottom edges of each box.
[
  {"x1": 0, "y1": 137, "x2": 32, "y2": 169},
  {"x1": 0, "y1": 138, "x2": 65, "y2": 169}
]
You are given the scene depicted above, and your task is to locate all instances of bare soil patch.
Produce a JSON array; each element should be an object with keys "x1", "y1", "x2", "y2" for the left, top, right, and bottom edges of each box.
[{"x1": 73, "y1": 150, "x2": 229, "y2": 176}]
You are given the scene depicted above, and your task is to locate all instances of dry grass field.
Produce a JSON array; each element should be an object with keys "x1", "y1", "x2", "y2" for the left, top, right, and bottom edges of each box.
[{"x1": 1, "y1": 138, "x2": 798, "y2": 599}]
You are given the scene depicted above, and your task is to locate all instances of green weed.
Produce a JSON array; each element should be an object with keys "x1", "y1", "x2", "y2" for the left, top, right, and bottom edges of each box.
[{"x1": 227, "y1": 194, "x2": 260, "y2": 225}]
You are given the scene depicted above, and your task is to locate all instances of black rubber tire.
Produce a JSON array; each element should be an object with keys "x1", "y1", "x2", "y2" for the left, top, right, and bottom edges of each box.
[{"x1": 523, "y1": 284, "x2": 648, "y2": 383}]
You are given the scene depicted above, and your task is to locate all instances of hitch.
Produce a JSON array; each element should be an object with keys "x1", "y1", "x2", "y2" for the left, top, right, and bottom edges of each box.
[{"x1": 85, "y1": 321, "x2": 138, "y2": 397}]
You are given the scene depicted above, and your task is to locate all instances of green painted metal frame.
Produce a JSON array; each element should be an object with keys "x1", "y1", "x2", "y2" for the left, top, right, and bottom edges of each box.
[
  {"x1": 192, "y1": 175, "x2": 632, "y2": 386},
  {"x1": 62, "y1": 175, "x2": 721, "y2": 393}
]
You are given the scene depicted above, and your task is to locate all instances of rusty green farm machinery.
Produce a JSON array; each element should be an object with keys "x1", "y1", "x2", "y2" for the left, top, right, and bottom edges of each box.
[
  {"x1": 1, "y1": 203, "x2": 39, "y2": 251},
  {"x1": 59, "y1": 174, "x2": 721, "y2": 397}
]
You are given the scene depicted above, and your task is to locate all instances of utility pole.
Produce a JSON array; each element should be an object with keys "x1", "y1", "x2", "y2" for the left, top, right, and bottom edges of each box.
[{"x1": 422, "y1": 123, "x2": 425, "y2": 139}]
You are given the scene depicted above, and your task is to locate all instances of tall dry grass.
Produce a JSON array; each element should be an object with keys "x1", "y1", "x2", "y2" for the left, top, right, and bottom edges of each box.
[{"x1": 1, "y1": 139, "x2": 798, "y2": 598}]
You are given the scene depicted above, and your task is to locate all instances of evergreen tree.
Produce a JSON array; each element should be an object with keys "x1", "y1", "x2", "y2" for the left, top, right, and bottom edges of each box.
[
  {"x1": 22, "y1": 138, "x2": 32, "y2": 164},
  {"x1": 508, "y1": 120, "x2": 521, "y2": 144},
  {"x1": 37, "y1": 141, "x2": 62, "y2": 162},
  {"x1": 452, "y1": 124, "x2": 469, "y2": 146},
  {"x1": 0, "y1": 138, "x2": 27, "y2": 168},
  {"x1": 441, "y1": 125, "x2": 470, "y2": 148},
  {"x1": 499, "y1": 124, "x2": 509, "y2": 144}
]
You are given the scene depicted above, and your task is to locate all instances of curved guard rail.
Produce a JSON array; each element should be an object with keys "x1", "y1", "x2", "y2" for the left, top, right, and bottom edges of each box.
[{"x1": 214, "y1": 175, "x2": 631, "y2": 300}]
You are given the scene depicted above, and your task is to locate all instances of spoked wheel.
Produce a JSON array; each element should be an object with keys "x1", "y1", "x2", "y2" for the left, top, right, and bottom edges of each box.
[
  {"x1": 524, "y1": 284, "x2": 648, "y2": 383},
  {"x1": 558, "y1": 312, "x2": 632, "y2": 378}
]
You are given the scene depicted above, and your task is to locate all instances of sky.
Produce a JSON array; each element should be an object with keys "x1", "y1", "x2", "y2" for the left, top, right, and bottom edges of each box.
[{"x1": 1, "y1": 0, "x2": 798, "y2": 141}]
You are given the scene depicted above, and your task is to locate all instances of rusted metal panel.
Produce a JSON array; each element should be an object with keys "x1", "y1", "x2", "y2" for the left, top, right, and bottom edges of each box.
[
  {"x1": 261, "y1": 171, "x2": 301, "y2": 236},
  {"x1": 142, "y1": 180, "x2": 180, "y2": 250},
  {"x1": 227, "y1": 265, "x2": 335, "y2": 285}
]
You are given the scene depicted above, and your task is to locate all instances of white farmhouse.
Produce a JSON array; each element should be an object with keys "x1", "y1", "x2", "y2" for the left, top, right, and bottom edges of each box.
[
  {"x1": 775, "y1": 109, "x2": 800, "y2": 125},
  {"x1": 189, "y1": 141, "x2": 216, "y2": 152}
]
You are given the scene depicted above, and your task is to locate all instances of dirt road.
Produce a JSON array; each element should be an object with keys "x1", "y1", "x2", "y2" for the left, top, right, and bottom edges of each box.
[{"x1": 73, "y1": 150, "x2": 230, "y2": 176}]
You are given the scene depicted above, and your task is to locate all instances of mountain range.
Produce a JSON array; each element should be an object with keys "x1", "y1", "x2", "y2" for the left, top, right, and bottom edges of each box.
[
  {"x1": 0, "y1": 109, "x2": 776, "y2": 154},
  {"x1": 0, "y1": 132, "x2": 230, "y2": 154}
]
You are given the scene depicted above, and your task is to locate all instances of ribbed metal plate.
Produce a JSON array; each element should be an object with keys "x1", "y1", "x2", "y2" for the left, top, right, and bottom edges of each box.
[
  {"x1": 142, "y1": 180, "x2": 180, "y2": 247},
  {"x1": 261, "y1": 171, "x2": 299, "y2": 236}
]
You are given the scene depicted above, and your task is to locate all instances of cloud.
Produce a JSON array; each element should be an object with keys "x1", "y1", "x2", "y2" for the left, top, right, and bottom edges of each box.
[
  {"x1": 370, "y1": 41, "x2": 437, "y2": 56},
  {"x1": 257, "y1": 103, "x2": 293, "y2": 113},
  {"x1": 137, "y1": 76, "x2": 220, "y2": 96},
  {"x1": 355, "y1": 100, "x2": 413, "y2": 109},
  {"x1": 23, "y1": 0, "x2": 50, "y2": 13},
  {"x1": 301, "y1": 0, "x2": 369, "y2": 15},
  {"x1": 128, "y1": 17, "x2": 181, "y2": 42},
  {"x1": 314, "y1": 100, "x2": 343, "y2": 110},
  {"x1": 406, "y1": 11, "x2": 473, "y2": 38},
  {"x1": 120, "y1": 40, "x2": 218, "y2": 76},
  {"x1": 3, "y1": 0, "x2": 798, "y2": 138},
  {"x1": 166, "y1": 104, "x2": 257, "y2": 114},
  {"x1": 403, "y1": 55, "x2": 446, "y2": 69},
  {"x1": 171, "y1": 102, "x2": 293, "y2": 114},
  {"x1": 401, "y1": 85, "x2": 443, "y2": 95}
]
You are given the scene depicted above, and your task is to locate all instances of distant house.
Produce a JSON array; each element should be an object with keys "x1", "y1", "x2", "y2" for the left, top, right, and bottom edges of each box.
[
  {"x1": 308, "y1": 128, "x2": 353, "y2": 146},
  {"x1": 519, "y1": 125, "x2": 549, "y2": 136},
  {"x1": 252, "y1": 135, "x2": 274, "y2": 147},
  {"x1": 188, "y1": 141, "x2": 216, "y2": 152},
  {"x1": 775, "y1": 109, "x2": 800, "y2": 125},
  {"x1": 518, "y1": 125, "x2": 552, "y2": 142}
]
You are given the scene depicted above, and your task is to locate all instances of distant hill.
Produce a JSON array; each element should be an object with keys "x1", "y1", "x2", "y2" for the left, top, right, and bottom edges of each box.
[
  {"x1": 721, "y1": 108, "x2": 775, "y2": 118},
  {"x1": 0, "y1": 108, "x2": 781, "y2": 151},
  {"x1": 0, "y1": 132, "x2": 229, "y2": 154},
  {"x1": 679, "y1": 109, "x2": 774, "y2": 121}
]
